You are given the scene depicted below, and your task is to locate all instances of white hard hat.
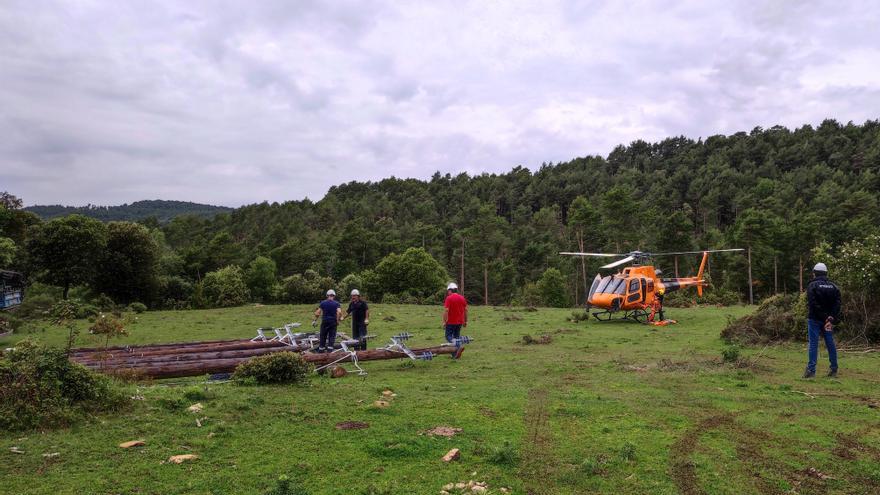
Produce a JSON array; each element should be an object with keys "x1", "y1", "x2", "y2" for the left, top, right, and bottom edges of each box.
[
  {"x1": 326, "y1": 289, "x2": 336, "y2": 296},
  {"x1": 813, "y1": 262, "x2": 828, "y2": 273},
  {"x1": 447, "y1": 282, "x2": 458, "y2": 290},
  {"x1": 350, "y1": 289, "x2": 360, "y2": 296}
]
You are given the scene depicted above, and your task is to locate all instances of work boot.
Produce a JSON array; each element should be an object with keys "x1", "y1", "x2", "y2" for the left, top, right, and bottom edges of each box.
[
  {"x1": 802, "y1": 369, "x2": 815, "y2": 379},
  {"x1": 827, "y1": 369, "x2": 838, "y2": 378}
]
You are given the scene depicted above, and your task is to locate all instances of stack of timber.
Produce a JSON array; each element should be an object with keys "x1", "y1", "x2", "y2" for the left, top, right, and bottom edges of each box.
[{"x1": 69, "y1": 338, "x2": 460, "y2": 379}]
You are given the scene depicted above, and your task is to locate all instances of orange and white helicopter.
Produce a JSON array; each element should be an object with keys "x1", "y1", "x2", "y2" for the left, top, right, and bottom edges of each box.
[{"x1": 560, "y1": 249, "x2": 744, "y2": 324}]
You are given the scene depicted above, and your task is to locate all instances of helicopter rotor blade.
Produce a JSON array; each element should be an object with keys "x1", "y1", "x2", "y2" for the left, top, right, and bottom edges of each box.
[
  {"x1": 559, "y1": 252, "x2": 624, "y2": 257},
  {"x1": 649, "y1": 248, "x2": 745, "y2": 256},
  {"x1": 600, "y1": 256, "x2": 636, "y2": 269}
]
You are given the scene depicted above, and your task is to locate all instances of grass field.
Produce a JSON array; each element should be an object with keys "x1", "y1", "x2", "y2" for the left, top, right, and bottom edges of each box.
[{"x1": 1, "y1": 304, "x2": 879, "y2": 495}]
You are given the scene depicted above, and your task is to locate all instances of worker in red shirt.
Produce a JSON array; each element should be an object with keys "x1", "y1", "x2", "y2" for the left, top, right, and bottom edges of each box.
[{"x1": 443, "y1": 282, "x2": 468, "y2": 344}]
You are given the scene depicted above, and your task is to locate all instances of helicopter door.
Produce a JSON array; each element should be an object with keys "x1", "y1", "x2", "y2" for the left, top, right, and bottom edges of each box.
[{"x1": 626, "y1": 279, "x2": 641, "y2": 303}]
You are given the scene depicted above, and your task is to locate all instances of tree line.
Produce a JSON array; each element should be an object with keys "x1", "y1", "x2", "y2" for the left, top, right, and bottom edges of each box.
[{"x1": 2, "y1": 118, "x2": 879, "y2": 310}]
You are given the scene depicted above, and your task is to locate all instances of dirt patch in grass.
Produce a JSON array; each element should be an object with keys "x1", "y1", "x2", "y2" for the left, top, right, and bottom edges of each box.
[
  {"x1": 669, "y1": 413, "x2": 734, "y2": 495},
  {"x1": 423, "y1": 426, "x2": 462, "y2": 437},
  {"x1": 521, "y1": 334, "x2": 553, "y2": 345},
  {"x1": 834, "y1": 428, "x2": 880, "y2": 461},
  {"x1": 335, "y1": 421, "x2": 370, "y2": 430},
  {"x1": 518, "y1": 388, "x2": 554, "y2": 495}
]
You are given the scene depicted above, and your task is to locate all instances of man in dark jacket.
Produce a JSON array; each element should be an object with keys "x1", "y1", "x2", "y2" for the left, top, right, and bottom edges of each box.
[
  {"x1": 804, "y1": 263, "x2": 841, "y2": 378},
  {"x1": 342, "y1": 289, "x2": 370, "y2": 350}
]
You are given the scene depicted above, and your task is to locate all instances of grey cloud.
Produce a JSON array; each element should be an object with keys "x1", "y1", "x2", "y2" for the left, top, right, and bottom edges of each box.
[{"x1": 1, "y1": 1, "x2": 879, "y2": 207}]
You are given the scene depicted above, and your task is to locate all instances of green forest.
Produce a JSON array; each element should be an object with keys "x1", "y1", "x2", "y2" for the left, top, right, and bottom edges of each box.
[
  {"x1": 24, "y1": 199, "x2": 232, "y2": 223},
  {"x1": 2, "y1": 118, "x2": 880, "y2": 312}
]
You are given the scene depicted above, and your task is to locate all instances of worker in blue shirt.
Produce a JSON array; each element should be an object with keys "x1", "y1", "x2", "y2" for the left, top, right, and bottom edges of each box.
[{"x1": 313, "y1": 289, "x2": 342, "y2": 353}]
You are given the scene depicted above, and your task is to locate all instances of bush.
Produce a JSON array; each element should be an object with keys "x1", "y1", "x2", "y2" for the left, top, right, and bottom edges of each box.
[
  {"x1": 0, "y1": 339, "x2": 126, "y2": 430},
  {"x1": 0, "y1": 313, "x2": 24, "y2": 334},
  {"x1": 277, "y1": 270, "x2": 335, "y2": 305},
  {"x1": 157, "y1": 275, "x2": 194, "y2": 309},
  {"x1": 14, "y1": 293, "x2": 56, "y2": 319},
  {"x1": 202, "y1": 265, "x2": 251, "y2": 307},
  {"x1": 128, "y1": 302, "x2": 147, "y2": 313},
  {"x1": 537, "y1": 268, "x2": 568, "y2": 307},
  {"x1": 264, "y1": 475, "x2": 309, "y2": 495},
  {"x1": 369, "y1": 248, "x2": 448, "y2": 301},
  {"x1": 487, "y1": 441, "x2": 518, "y2": 465},
  {"x1": 49, "y1": 299, "x2": 99, "y2": 320},
  {"x1": 234, "y1": 352, "x2": 313, "y2": 385},
  {"x1": 721, "y1": 345, "x2": 741, "y2": 362}
]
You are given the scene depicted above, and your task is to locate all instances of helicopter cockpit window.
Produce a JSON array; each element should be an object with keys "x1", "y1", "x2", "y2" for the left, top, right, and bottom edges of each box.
[
  {"x1": 595, "y1": 276, "x2": 613, "y2": 294},
  {"x1": 613, "y1": 278, "x2": 627, "y2": 294}
]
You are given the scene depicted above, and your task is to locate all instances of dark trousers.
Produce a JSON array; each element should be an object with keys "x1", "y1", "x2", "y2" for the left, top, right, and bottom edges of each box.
[
  {"x1": 352, "y1": 322, "x2": 368, "y2": 350},
  {"x1": 806, "y1": 318, "x2": 838, "y2": 373},
  {"x1": 320, "y1": 320, "x2": 338, "y2": 350},
  {"x1": 445, "y1": 324, "x2": 462, "y2": 343}
]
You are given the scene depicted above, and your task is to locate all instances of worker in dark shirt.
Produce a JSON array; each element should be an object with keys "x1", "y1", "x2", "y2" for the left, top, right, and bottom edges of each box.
[
  {"x1": 804, "y1": 263, "x2": 841, "y2": 378},
  {"x1": 313, "y1": 289, "x2": 342, "y2": 353},
  {"x1": 342, "y1": 289, "x2": 370, "y2": 350}
]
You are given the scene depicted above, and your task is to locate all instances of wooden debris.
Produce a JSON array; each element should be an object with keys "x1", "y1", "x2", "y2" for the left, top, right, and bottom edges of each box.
[
  {"x1": 118, "y1": 440, "x2": 145, "y2": 449},
  {"x1": 167, "y1": 454, "x2": 199, "y2": 464}
]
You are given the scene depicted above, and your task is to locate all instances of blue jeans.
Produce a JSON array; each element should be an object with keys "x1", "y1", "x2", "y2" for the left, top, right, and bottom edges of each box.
[
  {"x1": 445, "y1": 324, "x2": 462, "y2": 343},
  {"x1": 806, "y1": 319, "x2": 838, "y2": 373}
]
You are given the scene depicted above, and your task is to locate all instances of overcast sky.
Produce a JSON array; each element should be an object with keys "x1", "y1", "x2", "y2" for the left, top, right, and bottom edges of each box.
[{"x1": 2, "y1": 1, "x2": 879, "y2": 207}]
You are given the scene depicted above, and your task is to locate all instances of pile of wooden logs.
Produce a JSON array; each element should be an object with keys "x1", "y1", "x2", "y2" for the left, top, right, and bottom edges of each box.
[{"x1": 70, "y1": 338, "x2": 461, "y2": 379}]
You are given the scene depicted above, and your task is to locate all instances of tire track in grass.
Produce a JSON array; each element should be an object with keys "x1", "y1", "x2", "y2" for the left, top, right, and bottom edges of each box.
[
  {"x1": 519, "y1": 388, "x2": 554, "y2": 495},
  {"x1": 669, "y1": 413, "x2": 734, "y2": 495}
]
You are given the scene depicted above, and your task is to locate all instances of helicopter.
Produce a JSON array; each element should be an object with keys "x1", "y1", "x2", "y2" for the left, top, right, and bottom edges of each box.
[{"x1": 559, "y1": 249, "x2": 744, "y2": 324}]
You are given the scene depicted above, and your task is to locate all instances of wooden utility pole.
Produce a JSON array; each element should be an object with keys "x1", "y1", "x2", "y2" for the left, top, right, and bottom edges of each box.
[
  {"x1": 773, "y1": 256, "x2": 778, "y2": 294},
  {"x1": 674, "y1": 256, "x2": 679, "y2": 278},
  {"x1": 799, "y1": 256, "x2": 804, "y2": 292},
  {"x1": 747, "y1": 246, "x2": 754, "y2": 305},
  {"x1": 460, "y1": 237, "x2": 465, "y2": 294},
  {"x1": 578, "y1": 231, "x2": 587, "y2": 294},
  {"x1": 483, "y1": 263, "x2": 489, "y2": 305}
]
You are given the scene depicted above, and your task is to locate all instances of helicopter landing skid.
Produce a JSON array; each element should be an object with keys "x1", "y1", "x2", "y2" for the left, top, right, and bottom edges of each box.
[{"x1": 592, "y1": 308, "x2": 651, "y2": 324}]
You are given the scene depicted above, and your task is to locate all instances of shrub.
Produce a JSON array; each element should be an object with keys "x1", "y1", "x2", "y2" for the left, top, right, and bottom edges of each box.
[
  {"x1": 264, "y1": 475, "x2": 309, "y2": 495},
  {"x1": 370, "y1": 248, "x2": 448, "y2": 301},
  {"x1": 50, "y1": 299, "x2": 98, "y2": 320},
  {"x1": 619, "y1": 442, "x2": 637, "y2": 461},
  {"x1": 202, "y1": 265, "x2": 251, "y2": 307},
  {"x1": 0, "y1": 313, "x2": 24, "y2": 334},
  {"x1": 234, "y1": 352, "x2": 312, "y2": 385},
  {"x1": 537, "y1": 268, "x2": 568, "y2": 307},
  {"x1": 277, "y1": 270, "x2": 335, "y2": 305},
  {"x1": 487, "y1": 440, "x2": 518, "y2": 465},
  {"x1": 157, "y1": 275, "x2": 194, "y2": 308},
  {"x1": 128, "y1": 302, "x2": 147, "y2": 313},
  {"x1": 721, "y1": 345, "x2": 741, "y2": 363},
  {"x1": 15, "y1": 293, "x2": 56, "y2": 319},
  {"x1": 0, "y1": 339, "x2": 126, "y2": 430}
]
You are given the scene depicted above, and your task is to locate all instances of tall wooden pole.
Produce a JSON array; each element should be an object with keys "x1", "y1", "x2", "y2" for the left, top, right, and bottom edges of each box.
[
  {"x1": 747, "y1": 246, "x2": 754, "y2": 305},
  {"x1": 460, "y1": 237, "x2": 465, "y2": 294},
  {"x1": 773, "y1": 256, "x2": 778, "y2": 294},
  {"x1": 799, "y1": 256, "x2": 804, "y2": 292},
  {"x1": 483, "y1": 263, "x2": 489, "y2": 305},
  {"x1": 578, "y1": 231, "x2": 587, "y2": 294},
  {"x1": 674, "y1": 256, "x2": 679, "y2": 278}
]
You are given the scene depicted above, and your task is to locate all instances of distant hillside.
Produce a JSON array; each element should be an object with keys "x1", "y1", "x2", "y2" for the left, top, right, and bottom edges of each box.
[{"x1": 25, "y1": 200, "x2": 232, "y2": 223}]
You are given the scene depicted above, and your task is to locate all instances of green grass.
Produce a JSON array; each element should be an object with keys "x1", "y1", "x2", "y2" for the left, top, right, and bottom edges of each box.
[{"x1": 2, "y1": 304, "x2": 879, "y2": 494}]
